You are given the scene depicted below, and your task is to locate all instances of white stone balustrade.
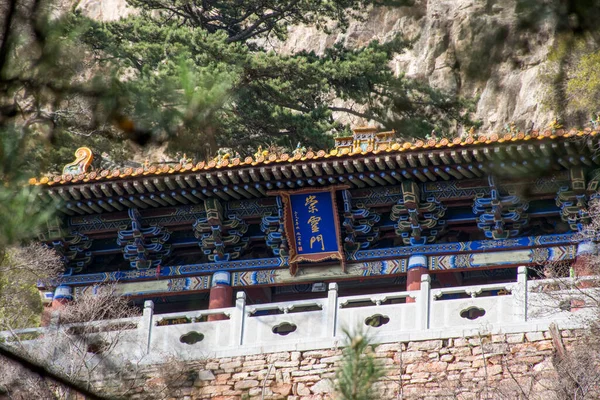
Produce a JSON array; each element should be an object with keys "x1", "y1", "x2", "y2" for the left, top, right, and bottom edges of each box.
[{"x1": 2, "y1": 267, "x2": 598, "y2": 364}]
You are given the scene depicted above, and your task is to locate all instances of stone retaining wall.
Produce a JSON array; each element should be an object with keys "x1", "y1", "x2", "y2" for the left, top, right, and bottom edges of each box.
[{"x1": 107, "y1": 329, "x2": 583, "y2": 400}]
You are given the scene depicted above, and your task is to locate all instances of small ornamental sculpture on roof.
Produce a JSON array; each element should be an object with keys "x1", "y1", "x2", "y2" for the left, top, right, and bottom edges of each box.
[
  {"x1": 62, "y1": 147, "x2": 93, "y2": 176},
  {"x1": 179, "y1": 153, "x2": 193, "y2": 166},
  {"x1": 550, "y1": 118, "x2": 563, "y2": 131},
  {"x1": 27, "y1": 125, "x2": 600, "y2": 187},
  {"x1": 213, "y1": 148, "x2": 232, "y2": 163},
  {"x1": 591, "y1": 113, "x2": 600, "y2": 130},
  {"x1": 333, "y1": 126, "x2": 396, "y2": 154},
  {"x1": 292, "y1": 142, "x2": 306, "y2": 158},
  {"x1": 254, "y1": 145, "x2": 269, "y2": 162}
]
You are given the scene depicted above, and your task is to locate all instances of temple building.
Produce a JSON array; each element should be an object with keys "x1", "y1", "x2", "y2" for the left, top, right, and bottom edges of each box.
[{"x1": 30, "y1": 127, "x2": 599, "y2": 314}]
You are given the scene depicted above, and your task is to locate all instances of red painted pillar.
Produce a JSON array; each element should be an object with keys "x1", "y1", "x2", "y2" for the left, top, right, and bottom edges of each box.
[
  {"x1": 51, "y1": 285, "x2": 73, "y2": 308},
  {"x1": 571, "y1": 242, "x2": 597, "y2": 302},
  {"x1": 573, "y1": 242, "x2": 597, "y2": 278},
  {"x1": 208, "y1": 272, "x2": 233, "y2": 321},
  {"x1": 42, "y1": 285, "x2": 73, "y2": 326},
  {"x1": 406, "y1": 255, "x2": 428, "y2": 303}
]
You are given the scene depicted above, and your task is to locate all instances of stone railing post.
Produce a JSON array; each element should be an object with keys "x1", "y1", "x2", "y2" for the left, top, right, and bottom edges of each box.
[
  {"x1": 232, "y1": 292, "x2": 246, "y2": 346},
  {"x1": 138, "y1": 300, "x2": 154, "y2": 355},
  {"x1": 326, "y1": 283, "x2": 338, "y2": 338},
  {"x1": 48, "y1": 310, "x2": 61, "y2": 330},
  {"x1": 418, "y1": 274, "x2": 431, "y2": 330},
  {"x1": 516, "y1": 266, "x2": 528, "y2": 322},
  {"x1": 44, "y1": 310, "x2": 62, "y2": 360}
]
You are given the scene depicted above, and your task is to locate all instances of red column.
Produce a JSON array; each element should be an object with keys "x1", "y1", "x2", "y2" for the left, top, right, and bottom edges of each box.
[
  {"x1": 572, "y1": 242, "x2": 597, "y2": 279},
  {"x1": 406, "y1": 255, "x2": 428, "y2": 303},
  {"x1": 42, "y1": 285, "x2": 73, "y2": 326},
  {"x1": 571, "y1": 242, "x2": 597, "y2": 308},
  {"x1": 208, "y1": 272, "x2": 233, "y2": 321},
  {"x1": 52, "y1": 285, "x2": 73, "y2": 308}
]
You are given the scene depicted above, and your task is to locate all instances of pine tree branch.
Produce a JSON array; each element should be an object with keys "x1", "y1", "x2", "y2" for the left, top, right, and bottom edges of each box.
[
  {"x1": 328, "y1": 106, "x2": 387, "y2": 125},
  {"x1": 225, "y1": 0, "x2": 300, "y2": 43}
]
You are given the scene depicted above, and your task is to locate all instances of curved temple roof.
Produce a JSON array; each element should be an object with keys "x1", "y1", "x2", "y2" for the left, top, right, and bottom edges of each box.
[{"x1": 30, "y1": 128, "x2": 600, "y2": 215}]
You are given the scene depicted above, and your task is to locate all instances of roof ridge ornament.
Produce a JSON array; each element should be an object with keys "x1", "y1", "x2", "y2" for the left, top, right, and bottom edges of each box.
[
  {"x1": 29, "y1": 127, "x2": 600, "y2": 187},
  {"x1": 334, "y1": 126, "x2": 396, "y2": 154},
  {"x1": 62, "y1": 147, "x2": 93, "y2": 176}
]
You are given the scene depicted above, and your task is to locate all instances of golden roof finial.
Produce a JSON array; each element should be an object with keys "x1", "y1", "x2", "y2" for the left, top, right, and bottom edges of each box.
[{"x1": 62, "y1": 147, "x2": 93, "y2": 176}]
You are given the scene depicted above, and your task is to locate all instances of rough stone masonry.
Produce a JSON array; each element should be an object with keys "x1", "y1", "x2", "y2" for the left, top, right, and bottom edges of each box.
[{"x1": 102, "y1": 329, "x2": 584, "y2": 400}]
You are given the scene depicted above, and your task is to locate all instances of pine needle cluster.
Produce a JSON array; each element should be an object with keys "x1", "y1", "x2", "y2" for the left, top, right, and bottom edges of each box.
[{"x1": 335, "y1": 329, "x2": 385, "y2": 400}]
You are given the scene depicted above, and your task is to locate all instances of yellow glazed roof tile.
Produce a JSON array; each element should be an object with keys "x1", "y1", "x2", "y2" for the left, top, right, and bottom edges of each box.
[{"x1": 29, "y1": 128, "x2": 598, "y2": 186}]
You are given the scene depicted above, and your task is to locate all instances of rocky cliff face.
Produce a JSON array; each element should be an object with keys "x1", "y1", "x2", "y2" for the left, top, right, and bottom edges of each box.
[
  {"x1": 277, "y1": 0, "x2": 558, "y2": 133},
  {"x1": 78, "y1": 0, "x2": 558, "y2": 134},
  {"x1": 76, "y1": 0, "x2": 134, "y2": 21}
]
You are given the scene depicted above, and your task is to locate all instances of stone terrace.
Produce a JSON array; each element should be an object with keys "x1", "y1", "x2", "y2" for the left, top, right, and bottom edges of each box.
[{"x1": 103, "y1": 330, "x2": 583, "y2": 399}]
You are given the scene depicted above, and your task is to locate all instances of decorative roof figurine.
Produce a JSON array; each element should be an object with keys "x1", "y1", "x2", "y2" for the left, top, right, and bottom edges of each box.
[
  {"x1": 468, "y1": 126, "x2": 476, "y2": 139},
  {"x1": 334, "y1": 126, "x2": 396, "y2": 154},
  {"x1": 292, "y1": 142, "x2": 306, "y2": 158},
  {"x1": 179, "y1": 153, "x2": 192, "y2": 166},
  {"x1": 254, "y1": 145, "x2": 268, "y2": 162},
  {"x1": 62, "y1": 147, "x2": 93, "y2": 176},
  {"x1": 100, "y1": 152, "x2": 118, "y2": 170},
  {"x1": 526, "y1": 121, "x2": 534, "y2": 134},
  {"x1": 550, "y1": 118, "x2": 563, "y2": 132},
  {"x1": 591, "y1": 113, "x2": 600, "y2": 130},
  {"x1": 213, "y1": 148, "x2": 231, "y2": 163},
  {"x1": 426, "y1": 129, "x2": 438, "y2": 141}
]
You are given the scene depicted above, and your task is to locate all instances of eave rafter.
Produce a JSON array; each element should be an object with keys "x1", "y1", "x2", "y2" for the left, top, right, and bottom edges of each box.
[{"x1": 32, "y1": 131, "x2": 600, "y2": 215}]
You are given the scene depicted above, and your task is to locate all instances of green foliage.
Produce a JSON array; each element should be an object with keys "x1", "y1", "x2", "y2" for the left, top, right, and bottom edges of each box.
[
  {"x1": 124, "y1": 0, "x2": 414, "y2": 43},
  {"x1": 566, "y1": 50, "x2": 600, "y2": 114},
  {"x1": 0, "y1": 0, "x2": 234, "y2": 172},
  {"x1": 540, "y1": 34, "x2": 600, "y2": 124},
  {"x1": 0, "y1": 243, "x2": 63, "y2": 330},
  {"x1": 335, "y1": 329, "x2": 385, "y2": 400},
  {"x1": 0, "y1": 131, "x2": 57, "y2": 249},
  {"x1": 516, "y1": 0, "x2": 600, "y2": 38},
  {"x1": 73, "y1": 0, "x2": 474, "y2": 157},
  {"x1": 518, "y1": 1, "x2": 600, "y2": 124},
  {"x1": 0, "y1": 186, "x2": 55, "y2": 251},
  {"x1": 0, "y1": 271, "x2": 42, "y2": 329}
]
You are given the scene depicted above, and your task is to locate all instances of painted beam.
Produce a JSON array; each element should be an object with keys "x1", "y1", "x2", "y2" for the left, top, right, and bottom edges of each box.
[
  {"x1": 352, "y1": 232, "x2": 576, "y2": 260},
  {"x1": 55, "y1": 233, "x2": 578, "y2": 287},
  {"x1": 68, "y1": 240, "x2": 578, "y2": 297},
  {"x1": 232, "y1": 259, "x2": 405, "y2": 286},
  {"x1": 74, "y1": 276, "x2": 210, "y2": 298},
  {"x1": 430, "y1": 246, "x2": 575, "y2": 269}
]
